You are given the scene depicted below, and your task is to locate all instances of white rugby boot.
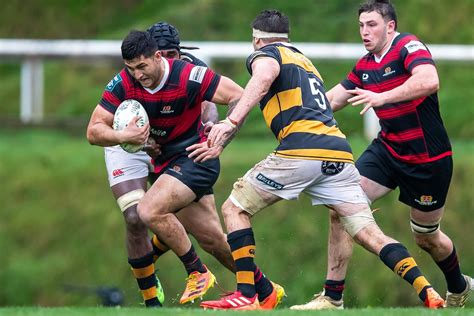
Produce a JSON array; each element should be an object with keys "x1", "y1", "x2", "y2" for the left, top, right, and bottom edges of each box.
[{"x1": 290, "y1": 290, "x2": 343, "y2": 310}]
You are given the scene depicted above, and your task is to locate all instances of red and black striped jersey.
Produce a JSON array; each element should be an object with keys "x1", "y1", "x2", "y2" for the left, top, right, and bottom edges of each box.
[
  {"x1": 341, "y1": 33, "x2": 452, "y2": 164},
  {"x1": 99, "y1": 58, "x2": 221, "y2": 171},
  {"x1": 246, "y1": 42, "x2": 353, "y2": 163}
]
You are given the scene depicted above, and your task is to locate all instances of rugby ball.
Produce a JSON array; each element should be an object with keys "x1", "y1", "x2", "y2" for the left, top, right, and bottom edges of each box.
[{"x1": 113, "y1": 99, "x2": 149, "y2": 153}]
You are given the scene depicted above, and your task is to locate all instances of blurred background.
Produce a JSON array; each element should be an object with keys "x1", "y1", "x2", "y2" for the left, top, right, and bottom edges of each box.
[{"x1": 0, "y1": 0, "x2": 472, "y2": 308}]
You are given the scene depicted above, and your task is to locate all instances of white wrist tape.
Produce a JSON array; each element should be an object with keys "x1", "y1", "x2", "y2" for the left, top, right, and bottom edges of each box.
[{"x1": 220, "y1": 117, "x2": 238, "y2": 129}]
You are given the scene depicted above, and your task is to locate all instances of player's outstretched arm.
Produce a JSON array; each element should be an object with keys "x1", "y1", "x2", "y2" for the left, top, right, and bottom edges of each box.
[
  {"x1": 327, "y1": 84, "x2": 353, "y2": 112},
  {"x1": 208, "y1": 57, "x2": 280, "y2": 149},
  {"x1": 347, "y1": 64, "x2": 439, "y2": 115}
]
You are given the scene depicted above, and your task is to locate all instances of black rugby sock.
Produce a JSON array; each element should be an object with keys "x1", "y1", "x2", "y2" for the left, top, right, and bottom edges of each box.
[
  {"x1": 435, "y1": 247, "x2": 467, "y2": 293},
  {"x1": 324, "y1": 279, "x2": 345, "y2": 301},
  {"x1": 179, "y1": 244, "x2": 206, "y2": 275}
]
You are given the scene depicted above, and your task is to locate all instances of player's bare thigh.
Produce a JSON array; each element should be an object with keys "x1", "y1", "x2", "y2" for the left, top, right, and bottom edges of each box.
[
  {"x1": 110, "y1": 177, "x2": 148, "y2": 199},
  {"x1": 360, "y1": 176, "x2": 392, "y2": 202},
  {"x1": 139, "y1": 174, "x2": 196, "y2": 216},
  {"x1": 411, "y1": 206, "x2": 444, "y2": 224}
]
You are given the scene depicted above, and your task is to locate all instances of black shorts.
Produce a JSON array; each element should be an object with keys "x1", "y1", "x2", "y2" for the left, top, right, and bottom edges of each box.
[
  {"x1": 356, "y1": 139, "x2": 452, "y2": 211},
  {"x1": 148, "y1": 154, "x2": 219, "y2": 201}
]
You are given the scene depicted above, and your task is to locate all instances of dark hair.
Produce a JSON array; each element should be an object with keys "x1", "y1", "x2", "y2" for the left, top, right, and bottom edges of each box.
[
  {"x1": 121, "y1": 30, "x2": 157, "y2": 60},
  {"x1": 359, "y1": 0, "x2": 397, "y2": 29},
  {"x1": 147, "y1": 22, "x2": 181, "y2": 51},
  {"x1": 251, "y1": 9, "x2": 290, "y2": 40}
]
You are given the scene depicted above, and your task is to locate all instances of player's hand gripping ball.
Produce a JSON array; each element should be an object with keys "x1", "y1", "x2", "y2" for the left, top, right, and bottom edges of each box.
[{"x1": 113, "y1": 99, "x2": 149, "y2": 153}]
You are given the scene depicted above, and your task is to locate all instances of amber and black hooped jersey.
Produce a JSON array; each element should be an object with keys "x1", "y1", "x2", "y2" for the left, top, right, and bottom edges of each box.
[
  {"x1": 341, "y1": 33, "x2": 452, "y2": 164},
  {"x1": 99, "y1": 58, "x2": 220, "y2": 172},
  {"x1": 246, "y1": 42, "x2": 353, "y2": 163}
]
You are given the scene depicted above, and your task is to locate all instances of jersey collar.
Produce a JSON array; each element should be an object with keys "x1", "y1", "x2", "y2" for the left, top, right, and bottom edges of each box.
[
  {"x1": 144, "y1": 57, "x2": 170, "y2": 94},
  {"x1": 374, "y1": 32, "x2": 400, "y2": 63}
]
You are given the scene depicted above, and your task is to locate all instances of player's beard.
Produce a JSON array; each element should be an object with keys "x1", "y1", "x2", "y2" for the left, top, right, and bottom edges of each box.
[{"x1": 371, "y1": 26, "x2": 389, "y2": 56}]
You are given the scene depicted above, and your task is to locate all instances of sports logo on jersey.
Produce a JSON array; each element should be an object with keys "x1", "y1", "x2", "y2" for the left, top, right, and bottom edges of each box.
[
  {"x1": 160, "y1": 105, "x2": 174, "y2": 114},
  {"x1": 189, "y1": 66, "x2": 206, "y2": 83},
  {"x1": 404, "y1": 40, "x2": 427, "y2": 54},
  {"x1": 415, "y1": 195, "x2": 437, "y2": 206},
  {"x1": 150, "y1": 128, "x2": 167, "y2": 138},
  {"x1": 383, "y1": 66, "x2": 396, "y2": 77},
  {"x1": 362, "y1": 73, "x2": 369, "y2": 81},
  {"x1": 106, "y1": 75, "x2": 122, "y2": 91},
  {"x1": 256, "y1": 173, "x2": 284, "y2": 190}
]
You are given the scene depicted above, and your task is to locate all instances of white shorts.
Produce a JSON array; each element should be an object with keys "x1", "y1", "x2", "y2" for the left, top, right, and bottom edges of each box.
[
  {"x1": 104, "y1": 146, "x2": 154, "y2": 187},
  {"x1": 242, "y1": 154, "x2": 368, "y2": 206}
]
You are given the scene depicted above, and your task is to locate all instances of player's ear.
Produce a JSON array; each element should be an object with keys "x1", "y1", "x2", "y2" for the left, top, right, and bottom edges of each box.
[
  {"x1": 252, "y1": 37, "x2": 261, "y2": 49},
  {"x1": 387, "y1": 20, "x2": 396, "y2": 33},
  {"x1": 154, "y1": 50, "x2": 162, "y2": 59}
]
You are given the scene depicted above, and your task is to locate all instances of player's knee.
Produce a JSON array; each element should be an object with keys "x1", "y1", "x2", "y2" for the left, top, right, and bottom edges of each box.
[
  {"x1": 410, "y1": 218, "x2": 441, "y2": 251},
  {"x1": 123, "y1": 208, "x2": 147, "y2": 232},
  {"x1": 136, "y1": 199, "x2": 154, "y2": 226},
  {"x1": 413, "y1": 234, "x2": 441, "y2": 252},
  {"x1": 221, "y1": 198, "x2": 236, "y2": 218},
  {"x1": 412, "y1": 231, "x2": 440, "y2": 251},
  {"x1": 227, "y1": 177, "x2": 269, "y2": 216}
]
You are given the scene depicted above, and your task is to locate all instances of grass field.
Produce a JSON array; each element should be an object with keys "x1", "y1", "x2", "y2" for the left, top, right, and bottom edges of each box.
[
  {"x1": 0, "y1": 306, "x2": 473, "y2": 316},
  {"x1": 0, "y1": 128, "x2": 473, "y2": 309}
]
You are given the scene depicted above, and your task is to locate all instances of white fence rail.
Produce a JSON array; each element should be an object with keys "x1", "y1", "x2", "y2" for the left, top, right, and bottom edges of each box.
[{"x1": 1, "y1": 39, "x2": 473, "y2": 138}]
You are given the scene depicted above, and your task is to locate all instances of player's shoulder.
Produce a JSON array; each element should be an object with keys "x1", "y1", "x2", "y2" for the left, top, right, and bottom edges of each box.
[
  {"x1": 255, "y1": 43, "x2": 281, "y2": 57},
  {"x1": 168, "y1": 58, "x2": 210, "y2": 85},
  {"x1": 394, "y1": 32, "x2": 427, "y2": 52},
  {"x1": 181, "y1": 52, "x2": 208, "y2": 67},
  {"x1": 248, "y1": 43, "x2": 282, "y2": 65},
  {"x1": 104, "y1": 69, "x2": 129, "y2": 92}
]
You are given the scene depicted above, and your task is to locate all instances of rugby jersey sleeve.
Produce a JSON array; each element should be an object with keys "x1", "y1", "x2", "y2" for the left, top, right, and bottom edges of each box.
[
  {"x1": 399, "y1": 34, "x2": 435, "y2": 73},
  {"x1": 341, "y1": 64, "x2": 363, "y2": 90},
  {"x1": 99, "y1": 69, "x2": 127, "y2": 114},
  {"x1": 246, "y1": 45, "x2": 282, "y2": 75},
  {"x1": 187, "y1": 64, "x2": 221, "y2": 103}
]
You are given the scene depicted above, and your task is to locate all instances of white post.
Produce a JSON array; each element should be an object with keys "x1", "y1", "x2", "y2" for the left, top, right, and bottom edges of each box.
[
  {"x1": 20, "y1": 58, "x2": 44, "y2": 123},
  {"x1": 363, "y1": 108, "x2": 380, "y2": 140}
]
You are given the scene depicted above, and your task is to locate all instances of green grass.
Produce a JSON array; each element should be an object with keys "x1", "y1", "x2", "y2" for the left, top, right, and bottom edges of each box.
[
  {"x1": 0, "y1": 307, "x2": 472, "y2": 316},
  {"x1": 0, "y1": 129, "x2": 473, "y2": 308}
]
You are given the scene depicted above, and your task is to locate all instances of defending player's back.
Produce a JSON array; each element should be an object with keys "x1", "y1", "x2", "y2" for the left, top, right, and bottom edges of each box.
[{"x1": 247, "y1": 43, "x2": 353, "y2": 163}]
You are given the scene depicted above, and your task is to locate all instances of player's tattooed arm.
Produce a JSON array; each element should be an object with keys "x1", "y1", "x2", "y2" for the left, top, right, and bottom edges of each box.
[{"x1": 226, "y1": 98, "x2": 247, "y2": 130}]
